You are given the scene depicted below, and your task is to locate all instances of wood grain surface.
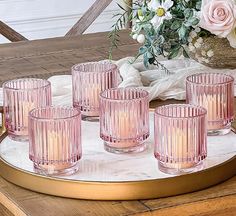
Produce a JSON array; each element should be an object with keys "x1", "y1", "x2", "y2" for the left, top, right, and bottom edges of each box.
[
  {"x1": 0, "y1": 30, "x2": 235, "y2": 216},
  {"x1": 0, "y1": 204, "x2": 14, "y2": 216},
  {"x1": 0, "y1": 30, "x2": 137, "y2": 85}
]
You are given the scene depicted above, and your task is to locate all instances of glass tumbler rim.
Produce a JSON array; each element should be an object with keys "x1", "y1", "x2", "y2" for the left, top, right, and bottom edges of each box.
[
  {"x1": 99, "y1": 87, "x2": 149, "y2": 102},
  {"x1": 29, "y1": 106, "x2": 81, "y2": 121},
  {"x1": 186, "y1": 73, "x2": 234, "y2": 86},
  {"x1": 71, "y1": 61, "x2": 118, "y2": 74},
  {"x1": 2, "y1": 78, "x2": 51, "y2": 91},
  {"x1": 155, "y1": 104, "x2": 207, "y2": 119}
]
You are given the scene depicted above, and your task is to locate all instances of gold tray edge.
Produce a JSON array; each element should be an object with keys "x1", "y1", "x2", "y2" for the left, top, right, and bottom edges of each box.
[
  {"x1": 0, "y1": 148, "x2": 235, "y2": 200},
  {"x1": 0, "y1": 106, "x2": 235, "y2": 200}
]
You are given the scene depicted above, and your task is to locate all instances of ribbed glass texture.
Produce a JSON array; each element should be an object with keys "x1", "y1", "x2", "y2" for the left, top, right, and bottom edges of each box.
[
  {"x1": 3, "y1": 78, "x2": 51, "y2": 141},
  {"x1": 29, "y1": 106, "x2": 82, "y2": 175},
  {"x1": 186, "y1": 73, "x2": 234, "y2": 135},
  {"x1": 154, "y1": 104, "x2": 207, "y2": 174},
  {"x1": 72, "y1": 62, "x2": 118, "y2": 120},
  {"x1": 100, "y1": 88, "x2": 149, "y2": 153}
]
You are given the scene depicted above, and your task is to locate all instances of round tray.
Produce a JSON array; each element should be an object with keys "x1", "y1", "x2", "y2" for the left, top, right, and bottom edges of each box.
[{"x1": 0, "y1": 112, "x2": 235, "y2": 200}]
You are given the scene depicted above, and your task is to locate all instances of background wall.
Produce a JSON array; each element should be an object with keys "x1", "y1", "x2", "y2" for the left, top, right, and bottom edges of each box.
[{"x1": 0, "y1": 0, "x2": 120, "y2": 43}]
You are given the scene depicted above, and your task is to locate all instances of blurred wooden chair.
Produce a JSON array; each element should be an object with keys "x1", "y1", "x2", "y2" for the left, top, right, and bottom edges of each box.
[
  {"x1": 66, "y1": 0, "x2": 132, "y2": 36},
  {"x1": 0, "y1": 21, "x2": 28, "y2": 42},
  {"x1": 66, "y1": 0, "x2": 113, "y2": 36},
  {"x1": 0, "y1": 0, "x2": 132, "y2": 41}
]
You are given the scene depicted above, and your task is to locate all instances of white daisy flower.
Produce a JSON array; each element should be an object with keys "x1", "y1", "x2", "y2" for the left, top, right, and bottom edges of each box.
[{"x1": 148, "y1": 0, "x2": 174, "y2": 28}]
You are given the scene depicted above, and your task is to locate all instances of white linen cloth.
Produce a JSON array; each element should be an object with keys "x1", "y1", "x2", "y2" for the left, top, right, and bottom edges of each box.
[{"x1": 50, "y1": 57, "x2": 236, "y2": 106}]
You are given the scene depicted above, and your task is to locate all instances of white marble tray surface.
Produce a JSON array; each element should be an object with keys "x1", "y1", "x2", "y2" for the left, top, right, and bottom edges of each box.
[{"x1": 0, "y1": 112, "x2": 235, "y2": 182}]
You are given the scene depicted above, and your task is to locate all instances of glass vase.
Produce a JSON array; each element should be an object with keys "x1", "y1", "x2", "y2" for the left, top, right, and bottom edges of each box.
[
  {"x1": 100, "y1": 88, "x2": 149, "y2": 153},
  {"x1": 3, "y1": 78, "x2": 51, "y2": 141},
  {"x1": 154, "y1": 104, "x2": 207, "y2": 175},
  {"x1": 29, "y1": 106, "x2": 82, "y2": 175},
  {"x1": 72, "y1": 61, "x2": 118, "y2": 121},
  {"x1": 186, "y1": 73, "x2": 234, "y2": 135}
]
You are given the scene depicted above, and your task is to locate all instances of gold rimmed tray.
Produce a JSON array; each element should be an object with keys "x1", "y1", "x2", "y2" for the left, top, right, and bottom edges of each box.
[{"x1": 0, "y1": 111, "x2": 235, "y2": 201}]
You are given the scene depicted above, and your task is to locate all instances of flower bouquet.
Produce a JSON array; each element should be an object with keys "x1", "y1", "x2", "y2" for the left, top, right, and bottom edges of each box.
[{"x1": 110, "y1": 0, "x2": 236, "y2": 69}]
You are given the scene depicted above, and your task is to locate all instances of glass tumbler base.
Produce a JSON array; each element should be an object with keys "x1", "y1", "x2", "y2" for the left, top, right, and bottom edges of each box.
[
  {"x1": 207, "y1": 123, "x2": 231, "y2": 136},
  {"x1": 104, "y1": 142, "x2": 147, "y2": 154},
  {"x1": 81, "y1": 115, "x2": 99, "y2": 122},
  {"x1": 8, "y1": 133, "x2": 28, "y2": 142},
  {"x1": 158, "y1": 161, "x2": 203, "y2": 175},
  {"x1": 34, "y1": 162, "x2": 79, "y2": 176}
]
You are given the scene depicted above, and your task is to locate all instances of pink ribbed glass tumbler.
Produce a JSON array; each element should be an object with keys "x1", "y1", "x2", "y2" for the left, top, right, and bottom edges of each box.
[
  {"x1": 100, "y1": 88, "x2": 149, "y2": 153},
  {"x1": 154, "y1": 104, "x2": 207, "y2": 175},
  {"x1": 3, "y1": 78, "x2": 51, "y2": 141},
  {"x1": 186, "y1": 73, "x2": 234, "y2": 135},
  {"x1": 72, "y1": 62, "x2": 118, "y2": 121},
  {"x1": 29, "y1": 106, "x2": 82, "y2": 175}
]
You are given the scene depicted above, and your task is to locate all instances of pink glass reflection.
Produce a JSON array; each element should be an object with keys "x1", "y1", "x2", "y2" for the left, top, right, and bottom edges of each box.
[
  {"x1": 186, "y1": 73, "x2": 234, "y2": 135},
  {"x1": 3, "y1": 78, "x2": 51, "y2": 141},
  {"x1": 154, "y1": 104, "x2": 207, "y2": 175},
  {"x1": 72, "y1": 62, "x2": 118, "y2": 121},
  {"x1": 100, "y1": 88, "x2": 149, "y2": 154},
  {"x1": 29, "y1": 106, "x2": 82, "y2": 175}
]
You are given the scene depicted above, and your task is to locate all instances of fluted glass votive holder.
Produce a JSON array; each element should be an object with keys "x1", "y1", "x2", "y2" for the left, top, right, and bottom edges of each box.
[
  {"x1": 29, "y1": 106, "x2": 82, "y2": 175},
  {"x1": 3, "y1": 78, "x2": 51, "y2": 141},
  {"x1": 154, "y1": 104, "x2": 207, "y2": 175},
  {"x1": 72, "y1": 62, "x2": 118, "y2": 121},
  {"x1": 100, "y1": 88, "x2": 149, "y2": 154},
  {"x1": 186, "y1": 73, "x2": 234, "y2": 135}
]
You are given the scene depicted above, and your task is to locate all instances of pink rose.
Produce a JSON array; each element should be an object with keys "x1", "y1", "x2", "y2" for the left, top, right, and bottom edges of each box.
[{"x1": 200, "y1": 0, "x2": 236, "y2": 37}]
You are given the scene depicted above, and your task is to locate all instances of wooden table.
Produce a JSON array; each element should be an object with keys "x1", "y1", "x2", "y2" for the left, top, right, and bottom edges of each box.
[{"x1": 0, "y1": 31, "x2": 235, "y2": 216}]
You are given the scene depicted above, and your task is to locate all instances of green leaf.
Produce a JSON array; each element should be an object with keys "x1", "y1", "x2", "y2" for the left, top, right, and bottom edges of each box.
[
  {"x1": 168, "y1": 49, "x2": 180, "y2": 59},
  {"x1": 117, "y1": 3, "x2": 126, "y2": 12},
  {"x1": 178, "y1": 25, "x2": 188, "y2": 40},
  {"x1": 146, "y1": 51, "x2": 153, "y2": 58},
  {"x1": 152, "y1": 46, "x2": 162, "y2": 55},
  {"x1": 183, "y1": 48, "x2": 189, "y2": 58},
  {"x1": 184, "y1": 22, "x2": 192, "y2": 27},
  {"x1": 143, "y1": 54, "x2": 149, "y2": 68},
  {"x1": 188, "y1": 17, "x2": 199, "y2": 26},
  {"x1": 184, "y1": 8, "x2": 193, "y2": 19},
  {"x1": 154, "y1": 35, "x2": 165, "y2": 45},
  {"x1": 168, "y1": 45, "x2": 181, "y2": 59},
  {"x1": 139, "y1": 47, "x2": 147, "y2": 55},
  {"x1": 196, "y1": 1, "x2": 202, "y2": 10},
  {"x1": 171, "y1": 20, "x2": 181, "y2": 30},
  {"x1": 141, "y1": 6, "x2": 147, "y2": 16},
  {"x1": 148, "y1": 57, "x2": 155, "y2": 64},
  {"x1": 112, "y1": 13, "x2": 122, "y2": 18}
]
